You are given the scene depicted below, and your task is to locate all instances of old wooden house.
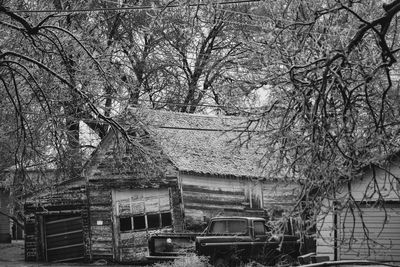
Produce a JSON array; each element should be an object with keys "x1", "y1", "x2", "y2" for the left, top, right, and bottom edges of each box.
[
  {"x1": 24, "y1": 108, "x2": 300, "y2": 263},
  {"x1": 316, "y1": 153, "x2": 400, "y2": 263},
  {"x1": 129, "y1": 109, "x2": 300, "y2": 227}
]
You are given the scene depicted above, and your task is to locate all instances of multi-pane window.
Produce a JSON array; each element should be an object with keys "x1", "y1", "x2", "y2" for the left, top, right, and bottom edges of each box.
[
  {"x1": 119, "y1": 213, "x2": 172, "y2": 231},
  {"x1": 114, "y1": 189, "x2": 172, "y2": 232}
]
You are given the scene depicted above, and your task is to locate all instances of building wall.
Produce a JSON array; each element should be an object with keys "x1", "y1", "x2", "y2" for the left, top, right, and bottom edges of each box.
[
  {"x1": 262, "y1": 180, "x2": 299, "y2": 213},
  {"x1": 346, "y1": 162, "x2": 400, "y2": 202},
  {"x1": 315, "y1": 200, "x2": 336, "y2": 260},
  {"x1": 180, "y1": 173, "x2": 300, "y2": 229},
  {"x1": 0, "y1": 189, "x2": 10, "y2": 243},
  {"x1": 316, "y1": 158, "x2": 400, "y2": 261},
  {"x1": 24, "y1": 182, "x2": 89, "y2": 262},
  {"x1": 337, "y1": 203, "x2": 400, "y2": 262},
  {"x1": 87, "y1": 187, "x2": 114, "y2": 261},
  {"x1": 85, "y1": 131, "x2": 182, "y2": 262}
]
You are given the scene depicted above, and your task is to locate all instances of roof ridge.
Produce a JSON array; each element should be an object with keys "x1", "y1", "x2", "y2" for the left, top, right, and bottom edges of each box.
[{"x1": 128, "y1": 107, "x2": 246, "y2": 120}]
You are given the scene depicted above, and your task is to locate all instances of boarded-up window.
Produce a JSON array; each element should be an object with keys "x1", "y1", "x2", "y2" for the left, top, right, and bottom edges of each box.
[{"x1": 113, "y1": 189, "x2": 172, "y2": 232}]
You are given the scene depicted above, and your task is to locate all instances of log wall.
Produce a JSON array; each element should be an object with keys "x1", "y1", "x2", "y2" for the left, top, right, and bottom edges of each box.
[{"x1": 180, "y1": 173, "x2": 300, "y2": 229}]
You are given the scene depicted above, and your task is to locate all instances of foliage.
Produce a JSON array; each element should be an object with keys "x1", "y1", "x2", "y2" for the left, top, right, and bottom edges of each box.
[
  {"x1": 0, "y1": 0, "x2": 266, "y2": 192},
  {"x1": 151, "y1": 254, "x2": 211, "y2": 267}
]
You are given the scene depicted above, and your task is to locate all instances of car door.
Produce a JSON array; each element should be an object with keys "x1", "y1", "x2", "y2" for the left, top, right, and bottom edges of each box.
[{"x1": 251, "y1": 220, "x2": 279, "y2": 265}]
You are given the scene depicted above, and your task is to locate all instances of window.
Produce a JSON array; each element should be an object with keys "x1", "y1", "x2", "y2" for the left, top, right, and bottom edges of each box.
[
  {"x1": 120, "y1": 217, "x2": 132, "y2": 231},
  {"x1": 147, "y1": 214, "x2": 160, "y2": 229},
  {"x1": 133, "y1": 215, "x2": 146, "y2": 230},
  {"x1": 228, "y1": 220, "x2": 247, "y2": 233},
  {"x1": 254, "y1": 221, "x2": 266, "y2": 236},
  {"x1": 209, "y1": 220, "x2": 247, "y2": 234},
  {"x1": 161, "y1": 212, "x2": 172, "y2": 227},
  {"x1": 115, "y1": 189, "x2": 172, "y2": 232},
  {"x1": 210, "y1": 221, "x2": 225, "y2": 233},
  {"x1": 119, "y1": 212, "x2": 172, "y2": 232}
]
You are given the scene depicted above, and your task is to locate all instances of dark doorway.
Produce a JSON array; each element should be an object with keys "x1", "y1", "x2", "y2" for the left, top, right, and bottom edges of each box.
[{"x1": 44, "y1": 214, "x2": 84, "y2": 262}]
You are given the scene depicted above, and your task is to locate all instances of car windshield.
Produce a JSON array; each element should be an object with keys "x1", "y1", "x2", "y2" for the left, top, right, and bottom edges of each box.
[{"x1": 209, "y1": 220, "x2": 247, "y2": 234}]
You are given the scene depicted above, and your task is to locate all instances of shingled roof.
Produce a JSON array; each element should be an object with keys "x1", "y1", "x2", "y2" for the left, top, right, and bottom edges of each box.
[{"x1": 127, "y1": 108, "x2": 270, "y2": 179}]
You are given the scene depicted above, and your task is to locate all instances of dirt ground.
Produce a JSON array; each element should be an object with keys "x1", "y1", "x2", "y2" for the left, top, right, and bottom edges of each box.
[
  {"x1": 0, "y1": 241, "x2": 152, "y2": 266},
  {"x1": 0, "y1": 240, "x2": 25, "y2": 262},
  {"x1": 0, "y1": 240, "x2": 107, "y2": 266}
]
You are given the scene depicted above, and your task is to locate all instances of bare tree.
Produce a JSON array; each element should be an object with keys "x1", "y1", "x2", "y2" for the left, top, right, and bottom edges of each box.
[{"x1": 234, "y1": 0, "x2": 400, "y2": 239}]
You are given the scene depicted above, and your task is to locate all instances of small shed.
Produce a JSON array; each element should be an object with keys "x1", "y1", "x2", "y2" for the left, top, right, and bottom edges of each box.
[
  {"x1": 316, "y1": 153, "x2": 400, "y2": 263},
  {"x1": 24, "y1": 108, "x2": 301, "y2": 263}
]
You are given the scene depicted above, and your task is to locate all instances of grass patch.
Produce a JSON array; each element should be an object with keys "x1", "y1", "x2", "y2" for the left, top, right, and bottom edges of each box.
[{"x1": 151, "y1": 254, "x2": 210, "y2": 267}]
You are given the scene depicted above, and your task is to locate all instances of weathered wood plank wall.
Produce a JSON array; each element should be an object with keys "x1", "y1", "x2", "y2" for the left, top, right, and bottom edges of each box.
[
  {"x1": 24, "y1": 182, "x2": 89, "y2": 262},
  {"x1": 85, "y1": 131, "x2": 182, "y2": 262},
  {"x1": 88, "y1": 187, "x2": 114, "y2": 261},
  {"x1": 181, "y1": 173, "x2": 300, "y2": 229}
]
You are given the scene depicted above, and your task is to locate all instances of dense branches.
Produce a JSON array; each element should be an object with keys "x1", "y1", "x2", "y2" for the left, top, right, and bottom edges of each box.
[
  {"x1": 237, "y1": 0, "x2": 400, "y2": 226},
  {"x1": 3, "y1": 0, "x2": 400, "y2": 241}
]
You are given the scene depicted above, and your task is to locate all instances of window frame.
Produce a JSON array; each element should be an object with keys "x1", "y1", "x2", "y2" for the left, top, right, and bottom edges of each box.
[
  {"x1": 119, "y1": 212, "x2": 173, "y2": 232},
  {"x1": 115, "y1": 188, "x2": 173, "y2": 232}
]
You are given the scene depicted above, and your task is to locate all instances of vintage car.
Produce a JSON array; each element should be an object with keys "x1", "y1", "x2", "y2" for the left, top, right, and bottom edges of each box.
[
  {"x1": 147, "y1": 216, "x2": 300, "y2": 266},
  {"x1": 195, "y1": 216, "x2": 300, "y2": 266}
]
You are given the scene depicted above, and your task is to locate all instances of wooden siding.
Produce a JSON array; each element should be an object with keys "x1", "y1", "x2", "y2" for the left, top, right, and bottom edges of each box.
[
  {"x1": 84, "y1": 131, "x2": 178, "y2": 188},
  {"x1": 89, "y1": 188, "x2": 113, "y2": 261},
  {"x1": 0, "y1": 190, "x2": 10, "y2": 242},
  {"x1": 84, "y1": 131, "x2": 182, "y2": 262},
  {"x1": 87, "y1": 185, "x2": 181, "y2": 263},
  {"x1": 316, "y1": 156, "x2": 400, "y2": 262},
  {"x1": 112, "y1": 188, "x2": 173, "y2": 261},
  {"x1": 24, "y1": 209, "x2": 90, "y2": 262},
  {"x1": 336, "y1": 159, "x2": 400, "y2": 202},
  {"x1": 44, "y1": 215, "x2": 84, "y2": 262},
  {"x1": 24, "y1": 179, "x2": 89, "y2": 262},
  {"x1": 338, "y1": 204, "x2": 400, "y2": 262},
  {"x1": 182, "y1": 174, "x2": 258, "y2": 225},
  {"x1": 315, "y1": 201, "x2": 336, "y2": 261},
  {"x1": 262, "y1": 181, "x2": 299, "y2": 211},
  {"x1": 181, "y1": 173, "x2": 299, "y2": 228}
]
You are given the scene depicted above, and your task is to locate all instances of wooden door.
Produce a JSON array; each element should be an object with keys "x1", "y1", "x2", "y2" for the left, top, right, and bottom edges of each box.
[{"x1": 44, "y1": 215, "x2": 84, "y2": 262}]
